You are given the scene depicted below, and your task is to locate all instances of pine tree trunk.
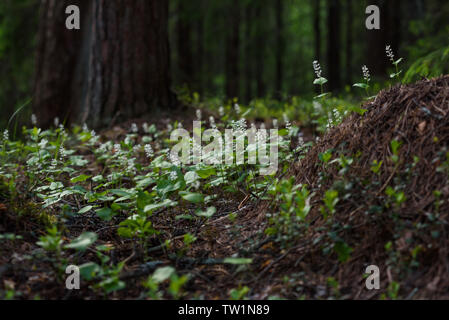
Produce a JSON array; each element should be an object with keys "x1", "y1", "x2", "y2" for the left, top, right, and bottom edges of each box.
[
  {"x1": 177, "y1": 0, "x2": 193, "y2": 89},
  {"x1": 275, "y1": 0, "x2": 284, "y2": 98},
  {"x1": 225, "y1": 0, "x2": 240, "y2": 99},
  {"x1": 33, "y1": 0, "x2": 87, "y2": 128},
  {"x1": 33, "y1": 0, "x2": 174, "y2": 128},
  {"x1": 327, "y1": 0, "x2": 341, "y2": 92}
]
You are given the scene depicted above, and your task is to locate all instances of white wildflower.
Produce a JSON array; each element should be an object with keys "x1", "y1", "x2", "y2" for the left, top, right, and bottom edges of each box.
[
  {"x1": 82, "y1": 123, "x2": 89, "y2": 132},
  {"x1": 142, "y1": 122, "x2": 149, "y2": 134},
  {"x1": 54, "y1": 117, "x2": 59, "y2": 127},
  {"x1": 362, "y1": 65, "x2": 370, "y2": 82},
  {"x1": 31, "y1": 114, "x2": 37, "y2": 126},
  {"x1": 38, "y1": 139, "x2": 48, "y2": 149},
  {"x1": 313, "y1": 60, "x2": 322, "y2": 78},
  {"x1": 133, "y1": 144, "x2": 141, "y2": 154},
  {"x1": 209, "y1": 116, "x2": 216, "y2": 129},
  {"x1": 234, "y1": 103, "x2": 241, "y2": 115},
  {"x1": 3, "y1": 129, "x2": 9, "y2": 141},
  {"x1": 386, "y1": 45, "x2": 394, "y2": 62},
  {"x1": 170, "y1": 153, "x2": 181, "y2": 166},
  {"x1": 178, "y1": 122, "x2": 183, "y2": 129},
  {"x1": 144, "y1": 144, "x2": 154, "y2": 158},
  {"x1": 272, "y1": 118, "x2": 278, "y2": 128},
  {"x1": 196, "y1": 109, "x2": 202, "y2": 121},
  {"x1": 131, "y1": 123, "x2": 138, "y2": 133},
  {"x1": 169, "y1": 171, "x2": 178, "y2": 181},
  {"x1": 218, "y1": 106, "x2": 225, "y2": 117}
]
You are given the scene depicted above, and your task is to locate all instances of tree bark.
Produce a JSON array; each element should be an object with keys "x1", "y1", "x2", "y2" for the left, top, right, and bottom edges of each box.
[
  {"x1": 313, "y1": 0, "x2": 321, "y2": 62},
  {"x1": 225, "y1": 0, "x2": 240, "y2": 99},
  {"x1": 177, "y1": 0, "x2": 193, "y2": 89},
  {"x1": 33, "y1": 0, "x2": 174, "y2": 128},
  {"x1": 255, "y1": 1, "x2": 265, "y2": 98},
  {"x1": 244, "y1": 5, "x2": 253, "y2": 103},
  {"x1": 275, "y1": 0, "x2": 284, "y2": 98},
  {"x1": 345, "y1": 0, "x2": 353, "y2": 85},
  {"x1": 33, "y1": 0, "x2": 87, "y2": 128},
  {"x1": 327, "y1": 0, "x2": 341, "y2": 92}
]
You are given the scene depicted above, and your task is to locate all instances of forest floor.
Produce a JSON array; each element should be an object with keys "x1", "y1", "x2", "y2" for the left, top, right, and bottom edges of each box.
[{"x1": 2, "y1": 76, "x2": 449, "y2": 300}]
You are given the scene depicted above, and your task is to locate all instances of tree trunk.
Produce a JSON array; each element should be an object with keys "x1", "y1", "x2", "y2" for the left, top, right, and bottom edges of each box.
[
  {"x1": 225, "y1": 0, "x2": 240, "y2": 99},
  {"x1": 313, "y1": 0, "x2": 321, "y2": 62},
  {"x1": 177, "y1": 0, "x2": 193, "y2": 89},
  {"x1": 33, "y1": 0, "x2": 174, "y2": 128},
  {"x1": 275, "y1": 0, "x2": 284, "y2": 98},
  {"x1": 195, "y1": 1, "x2": 205, "y2": 95},
  {"x1": 327, "y1": 0, "x2": 341, "y2": 92},
  {"x1": 255, "y1": 2, "x2": 265, "y2": 98},
  {"x1": 244, "y1": 5, "x2": 253, "y2": 103},
  {"x1": 33, "y1": 0, "x2": 87, "y2": 128},
  {"x1": 345, "y1": 0, "x2": 353, "y2": 85}
]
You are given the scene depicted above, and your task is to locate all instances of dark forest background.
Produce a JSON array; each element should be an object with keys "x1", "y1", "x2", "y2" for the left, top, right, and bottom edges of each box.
[{"x1": 0, "y1": 0, "x2": 448, "y2": 129}]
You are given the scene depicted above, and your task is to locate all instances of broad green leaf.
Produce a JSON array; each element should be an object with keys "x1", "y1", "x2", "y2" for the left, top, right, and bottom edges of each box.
[
  {"x1": 180, "y1": 191, "x2": 204, "y2": 204},
  {"x1": 70, "y1": 174, "x2": 91, "y2": 183},
  {"x1": 144, "y1": 199, "x2": 177, "y2": 213},
  {"x1": 196, "y1": 167, "x2": 216, "y2": 179},
  {"x1": 195, "y1": 206, "x2": 216, "y2": 218},
  {"x1": 224, "y1": 258, "x2": 253, "y2": 265},
  {"x1": 78, "y1": 205, "x2": 93, "y2": 214},
  {"x1": 313, "y1": 77, "x2": 328, "y2": 85},
  {"x1": 152, "y1": 266, "x2": 175, "y2": 283},
  {"x1": 95, "y1": 207, "x2": 114, "y2": 221},
  {"x1": 65, "y1": 232, "x2": 97, "y2": 251},
  {"x1": 352, "y1": 83, "x2": 369, "y2": 89}
]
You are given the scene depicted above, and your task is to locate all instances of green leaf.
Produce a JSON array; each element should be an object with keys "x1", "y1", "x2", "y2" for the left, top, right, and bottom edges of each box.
[
  {"x1": 352, "y1": 83, "x2": 369, "y2": 89},
  {"x1": 196, "y1": 167, "x2": 216, "y2": 179},
  {"x1": 152, "y1": 266, "x2": 175, "y2": 283},
  {"x1": 95, "y1": 207, "x2": 114, "y2": 221},
  {"x1": 64, "y1": 232, "x2": 97, "y2": 251},
  {"x1": 180, "y1": 191, "x2": 204, "y2": 204},
  {"x1": 313, "y1": 77, "x2": 328, "y2": 85},
  {"x1": 144, "y1": 199, "x2": 177, "y2": 213},
  {"x1": 70, "y1": 174, "x2": 91, "y2": 183},
  {"x1": 184, "y1": 171, "x2": 200, "y2": 184},
  {"x1": 195, "y1": 206, "x2": 216, "y2": 218},
  {"x1": 79, "y1": 262, "x2": 101, "y2": 280},
  {"x1": 78, "y1": 205, "x2": 93, "y2": 214},
  {"x1": 224, "y1": 258, "x2": 253, "y2": 265},
  {"x1": 314, "y1": 92, "x2": 331, "y2": 99}
]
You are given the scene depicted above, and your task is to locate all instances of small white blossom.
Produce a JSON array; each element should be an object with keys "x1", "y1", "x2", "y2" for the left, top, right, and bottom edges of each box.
[
  {"x1": 272, "y1": 118, "x2": 278, "y2": 128},
  {"x1": 144, "y1": 144, "x2": 154, "y2": 158},
  {"x1": 82, "y1": 123, "x2": 89, "y2": 132},
  {"x1": 131, "y1": 123, "x2": 138, "y2": 133},
  {"x1": 234, "y1": 103, "x2": 241, "y2": 115},
  {"x1": 178, "y1": 122, "x2": 183, "y2": 129},
  {"x1": 313, "y1": 60, "x2": 322, "y2": 78},
  {"x1": 31, "y1": 114, "x2": 37, "y2": 126},
  {"x1": 38, "y1": 139, "x2": 48, "y2": 149},
  {"x1": 142, "y1": 122, "x2": 149, "y2": 134},
  {"x1": 362, "y1": 65, "x2": 370, "y2": 82},
  {"x1": 54, "y1": 117, "x2": 59, "y2": 127},
  {"x1": 218, "y1": 106, "x2": 225, "y2": 117},
  {"x1": 386, "y1": 45, "x2": 394, "y2": 62},
  {"x1": 209, "y1": 116, "x2": 216, "y2": 129},
  {"x1": 196, "y1": 109, "x2": 202, "y2": 120},
  {"x1": 169, "y1": 171, "x2": 178, "y2": 181},
  {"x1": 170, "y1": 153, "x2": 181, "y2": 166},
  {"x1": 3, "y1": 129, "x2": 9, "y2": 141}
]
